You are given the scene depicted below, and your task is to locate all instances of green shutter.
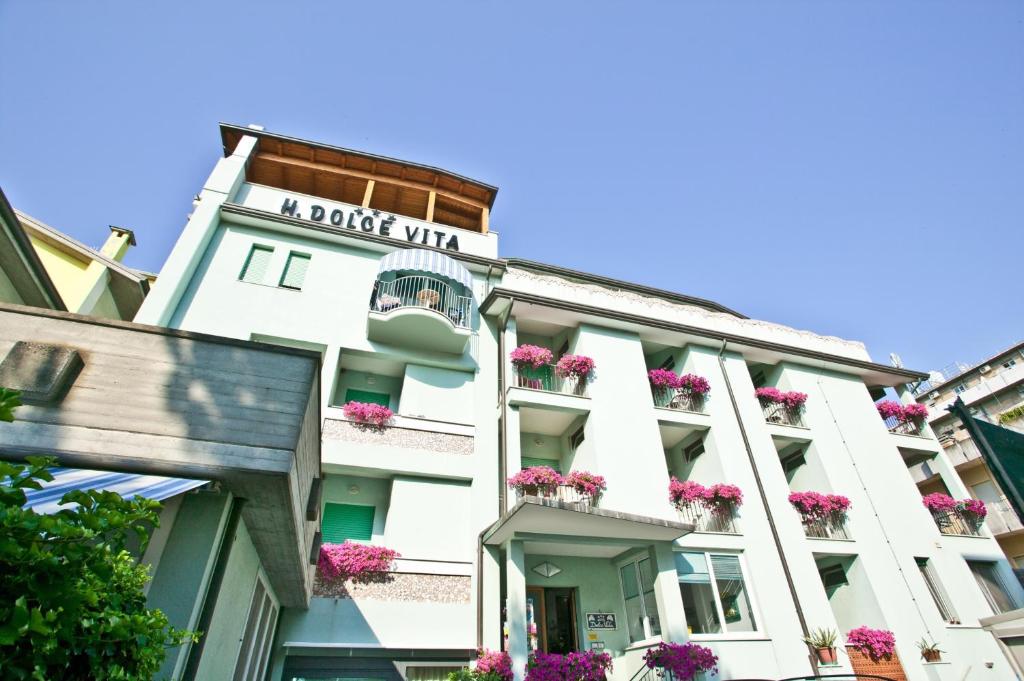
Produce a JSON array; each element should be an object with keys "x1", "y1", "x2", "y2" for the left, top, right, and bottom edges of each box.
[
  {"x1": 280, "y1": 252, "x2": 311, "y2": 289},
  {"x1": 240, "y1": 245, "x2": 273, "y2": 284},
  {"x1": 521, "y1": 456, "x2": 561, "y2": 472},
  {"x1": 322, "y1": 503, "x2": 375, "y2": 543},
  {"x1": 344, "y1": 389, "x2": 390, "y2": 407}
]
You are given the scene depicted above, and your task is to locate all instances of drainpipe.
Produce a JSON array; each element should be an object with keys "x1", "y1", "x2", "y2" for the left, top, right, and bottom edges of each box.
[
  {"x1": 478, "y1": 298, "x2": 514, "y2": 648},
  {"x1": 716, "y1": 341, "x2": 817, "y2": 676}
]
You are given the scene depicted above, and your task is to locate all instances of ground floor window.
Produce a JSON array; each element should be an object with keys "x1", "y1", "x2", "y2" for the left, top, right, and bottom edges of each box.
[
  {"x1": 232, "y1": 571, "x2": 279, "y2": 681},
  {"x1": 676, "y1": 552, "x2": 757, "y2": 634},
  {"x1": 619, "y1": 556, "x2": 660, "y2": 642},
  {"x1": 968, "y1": 560, "x2": 1017, "y2": 614}
]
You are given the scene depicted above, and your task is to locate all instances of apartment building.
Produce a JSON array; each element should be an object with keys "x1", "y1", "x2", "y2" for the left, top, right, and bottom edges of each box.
[
  {"x1": 113, "y1": 124, "x2": 1024, "y2": 681},
  {"x1": 910, "y1": 342, "x2": 1024, "y2": 567}
]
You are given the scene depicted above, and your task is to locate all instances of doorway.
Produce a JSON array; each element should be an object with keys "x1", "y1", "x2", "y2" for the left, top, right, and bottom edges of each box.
[{"x1": 526, "y1": 587, "x2": 579, "y2": 654}]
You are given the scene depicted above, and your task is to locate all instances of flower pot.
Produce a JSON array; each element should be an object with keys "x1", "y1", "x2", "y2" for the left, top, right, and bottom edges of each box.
[
  {"x1": 815, "y1": 647, "x2": 837, "y2": 665},
  {"x1": 922, "y1": 650, "x2": 941, "y2": 663}
]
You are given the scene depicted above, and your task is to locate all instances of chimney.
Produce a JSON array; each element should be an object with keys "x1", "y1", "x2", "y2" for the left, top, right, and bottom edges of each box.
[{"x1": 101, "y1": 226, "x2": 137, "y2": 262}]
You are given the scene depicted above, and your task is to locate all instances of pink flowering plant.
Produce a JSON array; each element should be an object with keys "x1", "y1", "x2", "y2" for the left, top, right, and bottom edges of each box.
[
  {"x1": 755, "y1": 387, "x2": 808, "y2": 409},
  {"x1": 921, "y1": 493, "x2": 958, "y2": 513},
  {"x1": 643, "y1": 642, "x2": 718, "y2": 681},
  {"x1": 962, "y1": 498, "x2": 988, "y2": 519},
  {"x1": 525, "y1": 651, "x2": 613, "y2": 681},
  {"x1": 564, "y1": 470, "x2": 607, "y2": 500},
  {"x1": 788, "y1": 491, "x2": 851, "y2": 521},
  {"x1": 846, "y1": 626, "x2": 896, "y2": 661},
  {"x1": 669, "y1": 478, "x2": 744, "y2": 516},
  {"x1": 677, "y1": 373, "x2": 711, "y2": 396},
  {"x1": 317, "y1": 541, "x2": 400, "y2": 583},
  {"x1": 343, "y1": 401, "x2": 394, "y2": 427},
  {"x1": 472, "y1": 649, "x2": 513, "y2": 681},
  {"x1": 669, "y1": 478, "x2": 709, "y2": 506},
  {"x1": 876, "y1": 400, "x2": 929, "y2": 424},
  {"x1": 555, "y1": 354, "x2": 596, "y2": 382},
  {"x1": 510, "y1": 344, "x2": 554, "y2": 370},
  {"x1": 508, "y1": 466, "x2": 563, "y2": 497},
  {"x1": 648, "y1": 368, "x2": 680, "y2": 388},
  {"x1": 923, "y1": 493, "x2": 988, "y2": 526}
]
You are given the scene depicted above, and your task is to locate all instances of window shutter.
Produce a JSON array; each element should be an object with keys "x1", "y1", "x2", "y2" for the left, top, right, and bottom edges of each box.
[
  {"x1": 521, "y1": 457, "x2": 560, "y2": 472},
  {"x1": 240, "y1": 245, "x2": 273, "y2": 284},
  {"x1": 710, "y1": 555, "x2": 744, "y2": 581},
  {"x1": 344, "y1": 389, "x2": 390, "y2": 407},
  {"x1": 322, "y1": 503, "x2": 375, "y2": 543},
  {"x1": 280, "y1": 252, "x2": 311, "y2": 289}
]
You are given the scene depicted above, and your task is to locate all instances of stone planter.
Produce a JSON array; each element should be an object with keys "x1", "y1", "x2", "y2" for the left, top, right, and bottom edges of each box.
[{"x1": 846, "y1": 646, "x2": 907, "y2": 681}]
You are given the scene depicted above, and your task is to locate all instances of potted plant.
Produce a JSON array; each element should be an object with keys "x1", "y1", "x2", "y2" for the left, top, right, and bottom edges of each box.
[
  {"x1": 525, "y1": 650, "x2": 613, "y2": 681},
  {"x1": 669, "y1": 478, "x2": 708, "y2": 510},
  {"x1": 510, "y1": 344, "x2": 554, "y2": 389},
  {"x1": 648, "y1": 368, "x2": 680, "y2": 407},
  {"x1": 916, "y1": 638, "x2": 944, "y2": 663},
  {"x1": 676, "y1": 373, "x2": 711, "y2": 409},
  {"x1": 564, "y1": 470, "x2": 606, "y2": 505},
  {"x1": 508, "y1": 466, "x2": 563, "y2": 498},
  {"x1": 704, "y1": 483, "x2": 743, "y2": 516},
  {"x1": 802, "y1": 627, "x2": 839, "y2": 664},
  {"x1": 642, "y1": 641, "x2": 718, "y2": 681},
  {"x1": 960, "y1": 497, "x2": 988, "y2": 529},
  {"x1": 317, "y1": 541, "x2": 400, "y2": 584},
  {"x1": 555, "y1": 354, "x2": 596, "y2": 395},
  {"x1": 846, "y1": 626, "x2": 896, "y2": 661},
  {"x1": 343, "y1": 401, "x2": 394, "y2": 428}
]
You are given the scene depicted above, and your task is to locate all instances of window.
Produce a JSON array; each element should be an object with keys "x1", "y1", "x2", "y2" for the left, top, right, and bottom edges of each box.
[
  {"x1": 968, "y1": 560, "x2": 1016, "y2": 614},
  {"x1": 569, "y1": 426, "x2": 585, "y2": 453},
  {"x1": 658, "y1": 356, "x2": 676, "y2": 372},
  {"x1": 322, "y1": 503, "x2": 375, "y2": 543},
  {"x1": 953, "y1": 384, "x2": 967, "y2": 394},
  {"x1": 683, "y1": 441, "x2": 705, "y2": 463},
  {"x1": 232, "y1": 571, "x2": 278, "y2": 681},
  {"x1": 521, "y1": 456, "x2": 561, "y2": 472},
  {"x1": 344, "y1": 388, "x2": 390, "y2": 407},
  {"x1": 916, "y1": 558, "x2": 958, "y2": 624},
  {"x1": 676, "y1": 552, "x2": 757, "y2": 635},
  {"x1": 279, "y1": 252, "x2": 311, "y2": 290},
  {"x1": 781, "y1": 449, "x2": 806, "y2": 478},
  {"x1": 1004, "y1": 359, "x2": 1017, "y2": 370},
  {"x1": 239, "y1": 244, "x2": 273, "y2": 284},
  {"x1": 619, "y1": 556, "x2": 661, "y2": 643}
]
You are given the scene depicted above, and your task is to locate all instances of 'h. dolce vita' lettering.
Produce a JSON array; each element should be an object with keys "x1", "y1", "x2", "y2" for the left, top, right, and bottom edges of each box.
[{"x1": 280, "y1": 197, "x2": 460, "y2": 251}]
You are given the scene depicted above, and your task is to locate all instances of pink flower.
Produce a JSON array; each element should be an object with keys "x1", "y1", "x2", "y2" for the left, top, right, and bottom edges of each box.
[
  {"x1": 317, "y1": 541, "x2": 399, "y2": 583},
  {"x1": 526, "y1": 651, "x2": 613, "y2": 681},
  {"x1": 555, "y1": 354, "x2": 596, "y2": 381},
  {"x1": 755, "y1": 387, "x2": 807, "y2": 408},
  {"x1": 962, "y1": 498, "x2": 988, "y2": 518},
  {"x1": 877, "y1": 400, "x2": 929, "y2": 423},
  {"x1": 846, "y1": 626, "x2": 896, "y2": 661},
  {"x1": 508, "y1": 466, "x2": 564, "y2": 496},
  {"x1": 643, "y1": 642, "x2": 718, "y2": 681},
  {"x1": 706, "y1": 483, "x2": 744, "y2": 509},
  {"x1": 922, "y1": 492, "x2": 957, "y2": 513},
  {"x1": 476, "y1": 649, "x2": 513, "y2": 681},
  {"x1": 903, "y1": 403, "x2": 929, "y2": 420},
  {"x1": 343, "y1": 401, "x2": 394, "y2": 426},
  {"x1": 510, "y1": 344, "x2": 554, "y2": 369},
  {"x1": 565, "y1": 470, "x2": 607, "y2": 498},
  {"x1": 789, "y1": 491, "x2": 851, "y2": 519},
  {"x1": 648, "y1": 368, "x2": 680, "y2": 388},
  {"x1": 677, "y1": 373, "x2": 711, "y2": 396},
  {"x1": 669, "y1": 478, "x2": 708, "y2": 506},
  {"x1": 876, "y1": 400, "x2": 905, "y2": 420}
]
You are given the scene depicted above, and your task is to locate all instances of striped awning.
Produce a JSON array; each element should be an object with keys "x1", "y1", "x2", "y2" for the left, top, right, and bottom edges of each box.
[
  {"x1": 23, "y1": 467, "x2": 208, "y2": 514},
  {"x1": 377, "y1": 248, "x2": 473, "y2": 288}
]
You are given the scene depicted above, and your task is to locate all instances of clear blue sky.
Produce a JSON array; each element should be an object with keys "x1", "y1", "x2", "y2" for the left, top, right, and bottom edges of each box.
[{"x1": 1, "y1": 1, "x2": 1021, "y2": 372}]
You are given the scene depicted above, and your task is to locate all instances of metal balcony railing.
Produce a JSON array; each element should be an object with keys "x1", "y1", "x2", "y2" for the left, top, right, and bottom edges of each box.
[
  {"x1": 930, "y1": 508, "x2": 984, "y2": 537},
  {"x1": 675, "y1": 501, "x2": 740, "y2": 534},
  {"x1": 516, "y1": 484, "x2": 599, "y2": 510},
  {"x1": 801, "y1": 513, "x2": 852, "y2": 540},
  {"x1": 883, "y1": 415, "x2": 925, "y2": 436},
  {"x1": 652, "y1": 387, "x2": 707, "y2": 413},
  {"x1": 512, "y1": 364, "x2": 588, "y2": 397},
  {"x1": 760, "y1": 399, "x2": 805, "y2": 427},
  {"x1": 371, "y1": 275, "x2": 472, "y2": 329}
]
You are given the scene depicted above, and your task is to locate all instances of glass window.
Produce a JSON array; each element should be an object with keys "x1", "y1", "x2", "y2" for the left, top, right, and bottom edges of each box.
[
  {"x1": 676, "y1": 552, "x2": 757, "y2": 634},
  {"x1": 916, "y1": 558, "x2": 958, "y2": 624},
  {"x1": 619, "y1": 557, "x2": 661, "y2": 643},
  {"x1": 1003, "y1": 359, "x2": 1017, "y2": 369},
  {"x1": 240, "y1": 244, "x2": 273, "y2": 284},
  {"x1": 954, "y1": 384, "x2": 967, "y2": 394},
  {"x1": 280, "y1": 252, "x2": 311, "y2": 290},
  {"x1": 969, "y1": 561, "x2": 1016, "y2": 614}
]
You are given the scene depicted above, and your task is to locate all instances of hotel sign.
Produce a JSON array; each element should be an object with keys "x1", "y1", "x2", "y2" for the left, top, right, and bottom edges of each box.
[{"x1": 280, "y1": 197, "x2": 461, "y2": 252}]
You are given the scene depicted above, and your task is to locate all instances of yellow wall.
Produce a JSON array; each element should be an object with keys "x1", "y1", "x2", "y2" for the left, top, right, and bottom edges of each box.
[{"x1": 29, "y1": 236, "x2": 93, "y2": 312}]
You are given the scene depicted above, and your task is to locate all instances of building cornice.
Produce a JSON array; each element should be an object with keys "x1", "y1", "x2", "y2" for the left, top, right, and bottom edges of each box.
[{"x1": 480, "y1": 287, "x2": 928, "y2": 383}]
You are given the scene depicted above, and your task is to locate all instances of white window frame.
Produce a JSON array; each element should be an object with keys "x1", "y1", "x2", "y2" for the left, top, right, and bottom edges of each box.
[
  {"x1": 676, "y1": 550, "x2": 763, "y2": 640},
  {"x1": 231, "y1": 568, "x2": 280, "y2": 681},
  {"x1": 616, "y1": 552, "x2": 661, "y2": 645}
]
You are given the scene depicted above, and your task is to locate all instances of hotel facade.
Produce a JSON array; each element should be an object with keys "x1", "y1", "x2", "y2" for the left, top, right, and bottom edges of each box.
[{"x1": 123, "y1": 124, "x2": 1024, "y2": 681}]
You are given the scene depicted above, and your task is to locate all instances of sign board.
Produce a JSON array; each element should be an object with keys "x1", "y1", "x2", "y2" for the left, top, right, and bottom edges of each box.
[{"x1": 585, "y1": 613, "x2": 617, "y2": 630}]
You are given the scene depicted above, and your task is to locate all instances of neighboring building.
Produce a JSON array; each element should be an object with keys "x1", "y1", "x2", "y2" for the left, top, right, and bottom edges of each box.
[
  {"x1": 910, "y1": 342, "x2": 1024, "y2": 566},
  {"x1": 82, "y1": 123, "x2": 1024, "y2": 680},
  {"x1": 0, "y1": 185, "x2": 150, "y2": 319}
]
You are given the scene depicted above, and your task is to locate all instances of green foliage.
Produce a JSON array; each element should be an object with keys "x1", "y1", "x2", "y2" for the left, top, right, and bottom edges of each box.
[
  {"x1": 802, "y1": 626, "x2": 838, "y2": 648},
  {"x1": 0, "y1": 387, "x2": 21, "y2": 422},
  {"x1": 447, "y1": 669, "x2": 502, "y2": 681},
  {"x1": 999, "y1": 405, "x2": 1024, "y2": 425},
  {"x1": 0, "y1": 390, "x2": 197, "y2": 680}
]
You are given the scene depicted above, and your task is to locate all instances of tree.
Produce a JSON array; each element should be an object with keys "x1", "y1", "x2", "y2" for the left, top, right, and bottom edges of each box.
[{"x1": 0, "y1": 388, "x2": 196, "y2": 680}]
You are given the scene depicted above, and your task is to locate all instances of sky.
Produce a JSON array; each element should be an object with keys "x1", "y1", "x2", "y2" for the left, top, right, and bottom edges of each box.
[{"x1": 1, "y1": 1, "x2": 1021, "y2": 373}]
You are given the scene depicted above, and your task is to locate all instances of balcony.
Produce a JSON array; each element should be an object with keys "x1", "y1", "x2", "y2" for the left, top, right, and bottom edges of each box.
[
  {"x1": 930, "y1": 508, "x2": 985, "y2": 537},
  {"x1": 368, "y1": 274, "x2": 472, "y2": 354},
  {"x1": 985, "y1": 497, "x2": 1023, "y2": 536},
  {"x1": 760, "y1": 399, "x2": 805, "y2": 427},
  {"x1": 883, "y1": 414, "x2": 925, "y2": 436},
  {"x1": 652, "y1": 386, "x2": 706, "y2": 413},
  {"x1": 675, "y1": 500, "x2": 740, "y2": 534},
  {"x1": 802, "y1": 513, "x2": 852, "y2": 540},
  {"x1": 513, "y1": 364, "x2": 588, "y2": 397},
  {"x1": 515, "y1": 483, "x2": 600, "y2": 510}
]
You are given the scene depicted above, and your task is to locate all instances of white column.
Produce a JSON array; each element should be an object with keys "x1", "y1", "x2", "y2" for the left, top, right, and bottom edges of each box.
[
  {"x1": 481, "y1": 546, "x2": 503, "y2": 650},
  {"x1": 649, "y1": 543, "x2": 688, "y2": 643},
  {"x1": 505, "y1": 540, "x2": 528, "y2": 681}
]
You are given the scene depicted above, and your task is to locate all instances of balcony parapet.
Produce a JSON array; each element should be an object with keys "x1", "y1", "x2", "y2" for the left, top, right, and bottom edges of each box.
[
  {"x1": 930, "y1": 508, "x2": 985, "y2": 537},
  {"x1": 652, "y1": 386, "x2": 706, "y2": 414},
  {"x1": 675, "y1": 500, "x2": 740, "y2": 534},
  {"x1": 322, "y1": 417, "x2": 473, "y2": 455},
  {"x1": 760, "y1": 398, "x2": 806, "y2": 428},
  {"x1": 513, "y1": 364, "x2": 588, "y2": 397},
  {"x1": 802, "y1": 513, "x2": 852, "y2": 540}
]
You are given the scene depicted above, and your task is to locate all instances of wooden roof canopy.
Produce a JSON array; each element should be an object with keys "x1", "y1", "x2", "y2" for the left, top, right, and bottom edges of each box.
[{"x1": 221, "y1": 124, "x2": 498, "y2": 234}]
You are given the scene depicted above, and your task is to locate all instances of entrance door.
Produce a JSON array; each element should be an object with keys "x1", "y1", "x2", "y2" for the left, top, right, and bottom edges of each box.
[{"x1": 525, "y1": 587, "x2": 578, "y2": 654}]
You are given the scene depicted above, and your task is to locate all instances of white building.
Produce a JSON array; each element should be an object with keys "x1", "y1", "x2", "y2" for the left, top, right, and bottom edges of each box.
[{"x1": 133, "y1": 124, "x2": 1024, "y2": 681}]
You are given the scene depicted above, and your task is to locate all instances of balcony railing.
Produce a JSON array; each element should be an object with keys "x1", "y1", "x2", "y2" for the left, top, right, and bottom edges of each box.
[
  {"x1": 652, "y1": 387, "x2": 706, "y2": 413},
  {"x1": 884, "y1": 415, "x2": 925, "y2": 436},
  {"x1": 516, "y1": 484, "x2": 598, "y2": 510},
  {"x1": 371, "y1": 275, "x2": 472, "y2": 329},
  {"x1": 513, "y1": 364, "x2": 588, "y2": 397},
  {"x1": 760, "y1": 399, "x2": 805, "y2": 427},
  {"x1": 801, "y1": 513, "x2": 851, "y2": 540},
  {"x1": 941, "y1": 436, "x2": 982, "y2": 466},
  {"x1": 675, "y1": 501, "x2": 740, "y2": 534},
  {"x1": 930, "y1": 508, "x2": 984, "y2": 537},
  {"x1": 986, "y1": 497, "x2": 1024, "y2": 535}
]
